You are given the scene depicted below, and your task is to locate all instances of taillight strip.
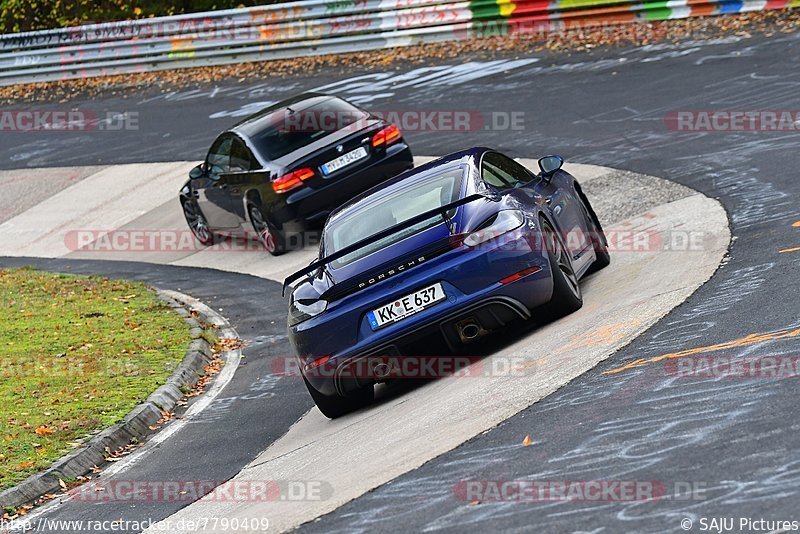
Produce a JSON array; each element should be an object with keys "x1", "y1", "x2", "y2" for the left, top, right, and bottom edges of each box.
[{"x1": 273, "y1": 167, "x2": 315, "y2": 194}]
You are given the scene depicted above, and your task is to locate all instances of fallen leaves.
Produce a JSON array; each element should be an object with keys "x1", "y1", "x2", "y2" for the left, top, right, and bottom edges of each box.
[
  {"x1": 34, "y1": 426, "x2": 53, "y2": 435},
  {"x1": 184, "y1": 354, "x2": 225, "y2": 398},
  {"x1": 103, "y1": 442, "x2": 142, "y2": 462},
  {"x1": 15, "y1": 504, "x2": 33, "y2": 516},
  {"x1": 522, "y1": 435, "x2": 532, "y2": 447},
  {"x1": 156, "y1": 411, "x2": 175, "y2": 425},
  {"x1": 215, "y1": 337, "x2": 245, "y2": 352}
]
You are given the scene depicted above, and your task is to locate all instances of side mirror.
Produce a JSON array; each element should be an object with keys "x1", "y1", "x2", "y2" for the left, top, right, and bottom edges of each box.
[
  {"x1": 189, "y1": 164, "x2": 205, "y2": 180},
  {"x1": 538, "y1": 155, "x2": 563, "y2": 179}
]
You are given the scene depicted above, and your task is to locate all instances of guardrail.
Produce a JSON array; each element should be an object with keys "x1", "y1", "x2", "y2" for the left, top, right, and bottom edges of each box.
[{"x1": 0, "y1": 0, "x2": 796, "y2": 86}]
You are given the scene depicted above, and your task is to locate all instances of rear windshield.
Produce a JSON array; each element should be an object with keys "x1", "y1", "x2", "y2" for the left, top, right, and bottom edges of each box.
[
  {"x1": 249, "y1": 98, "x2": 368, "y2": 160},
  {"x1": 326, "y1": 167, "x2": 465, "y2": 268}
]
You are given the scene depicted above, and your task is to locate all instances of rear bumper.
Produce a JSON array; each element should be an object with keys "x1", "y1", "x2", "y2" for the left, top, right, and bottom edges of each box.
[
  {"x1": 332, "y1": 295, "x2": 530, "y2": 396},
  {"x1": 299, "y1": 268, "x2": 552, "y2": 396},
  {"x1": 272, "y1": 143, "x2": 413, "y2": 228}
]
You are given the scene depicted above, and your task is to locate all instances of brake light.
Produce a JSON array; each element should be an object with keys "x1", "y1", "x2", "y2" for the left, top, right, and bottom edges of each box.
[
  {"x1": 499, "y1": 266, "x2": 542, "y2": 285},
  {"x1": 371, "y1": 124, "x2": 401, "y2": 147},
  {"x1": 272, "y1": 167, "x2": 314, "y2": 194},
  {"x1": 304, "y1": 355, "x2": 331, "y2": 372}
]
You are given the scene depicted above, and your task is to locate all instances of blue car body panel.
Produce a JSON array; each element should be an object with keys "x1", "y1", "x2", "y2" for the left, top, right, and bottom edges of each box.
[{"x1": 287, "y1": 148, "x2": 597, "y2": 396}]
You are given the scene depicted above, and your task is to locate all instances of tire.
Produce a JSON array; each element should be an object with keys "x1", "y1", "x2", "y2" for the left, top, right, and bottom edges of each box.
[
  {"x1": 248, "y1": 204, "x2": 286, "y2": 256},
  {"x1": 541, "y1": 218, "x2": 583, "y2": 319},
  {"x1": 181, "y1": 197, "x2": 214, "y2": 246},
  {"x1": 303, "y1": 376, "x2": 374, "y2": 419}
]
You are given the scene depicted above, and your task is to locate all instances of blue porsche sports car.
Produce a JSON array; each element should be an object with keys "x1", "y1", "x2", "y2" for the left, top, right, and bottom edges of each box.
[{"x1": 285, "y1": 147, "x2": 610, "y2": 417}]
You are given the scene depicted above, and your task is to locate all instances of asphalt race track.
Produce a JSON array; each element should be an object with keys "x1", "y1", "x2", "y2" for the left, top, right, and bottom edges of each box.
[
  {"x1": 0, "y1": 156, "x2": 731, "y2": 533},
  {"x1": 1, "y1": 29, "x2": 799, "y2": 533}
]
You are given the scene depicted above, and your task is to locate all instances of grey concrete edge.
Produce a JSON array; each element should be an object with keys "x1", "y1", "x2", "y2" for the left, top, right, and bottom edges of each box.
[{"x1": 0, "y1": 290, "x2": 231, "y2": 511}]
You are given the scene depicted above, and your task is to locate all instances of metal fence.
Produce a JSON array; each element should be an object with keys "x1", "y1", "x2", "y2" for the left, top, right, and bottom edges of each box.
[{"x1": 0, "y1": 0, "x2": 796, "y2": 86}]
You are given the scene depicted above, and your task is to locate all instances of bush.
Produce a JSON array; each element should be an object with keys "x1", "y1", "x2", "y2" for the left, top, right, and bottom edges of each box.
[{"x1": 0, "y1": 0, "x2": 283, "y2": 34}]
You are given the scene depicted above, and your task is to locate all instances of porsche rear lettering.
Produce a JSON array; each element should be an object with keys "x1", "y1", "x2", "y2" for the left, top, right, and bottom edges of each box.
[{"x1": 358, "y1": 256, "x2": 427, "y2": 289}]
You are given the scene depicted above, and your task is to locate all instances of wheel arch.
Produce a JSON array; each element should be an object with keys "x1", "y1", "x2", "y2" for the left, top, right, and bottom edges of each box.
[
  {"x1": 179, "y1": 191, "x2": 212, "y2": 229},
  {"x1": 243, "y1": 189, "x2": 263, "y2": 222},
  {"x1": 573, "y1": 180, "x2": 604, "y2": 234}
]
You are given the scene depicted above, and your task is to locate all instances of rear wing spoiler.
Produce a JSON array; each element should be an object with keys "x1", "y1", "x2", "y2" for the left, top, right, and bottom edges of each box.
[{"x1": 282, "y1": 193, "x2": 487, "y2": 296}]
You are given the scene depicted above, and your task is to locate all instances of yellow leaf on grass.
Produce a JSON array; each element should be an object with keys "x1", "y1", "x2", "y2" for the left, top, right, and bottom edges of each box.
[{"x1": 35, "y1": 426, "x2": 53, "y2": 435}]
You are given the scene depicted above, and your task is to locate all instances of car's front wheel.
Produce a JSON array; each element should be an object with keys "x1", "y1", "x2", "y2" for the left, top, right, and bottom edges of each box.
[
  {"x1": 541, "y1": 218, "x2": 583, "y2": 319},
  {"x1": 303, "y1": 376, "x2": 374, "y2": 419},
  {"x1": 181, "y1": 197, "x2": 214, "y2": 246},
  {"x1": 249, "y1": 204, "x2": 286, "y2": 256}
]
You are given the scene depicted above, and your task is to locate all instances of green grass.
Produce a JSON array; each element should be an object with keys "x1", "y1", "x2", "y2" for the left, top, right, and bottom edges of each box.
[{"x1": 0, "y1": 267, "x2": 189, "y2": 491}]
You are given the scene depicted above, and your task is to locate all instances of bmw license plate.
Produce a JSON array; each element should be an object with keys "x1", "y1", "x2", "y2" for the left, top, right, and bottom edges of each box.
[
  {"x1": 321, "y1": 146, "x2": 368, "y2": 175},
  {"x1": 367, "y1": 283, "x2": 446, "y2": 330}
]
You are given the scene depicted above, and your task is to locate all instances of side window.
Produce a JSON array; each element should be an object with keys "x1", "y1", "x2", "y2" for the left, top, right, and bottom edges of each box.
[
  {"x1": 206, "y1": 136, "x2": 233, "y2": 179},
  {"x1": 482, "y1": 161, "x2": 514, "y2": 188},
  {"x1": 481, "y1": 152, "x2": 533, "y2": 189},
  {"x1": 230, "y1": 138, "x2": 257, "y2": 172}
]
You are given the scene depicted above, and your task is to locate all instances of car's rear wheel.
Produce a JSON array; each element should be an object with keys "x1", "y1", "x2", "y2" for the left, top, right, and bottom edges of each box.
[
  {"x1": 249, "y1": 204, "x2": 286, "y2": 256},
  {"x1": 303, "y1": 376, "x2": 374, "y2": 419},
  {"x1": 181, "y1": 197, "x2": 214, "y2": 246},
  {"x1": 541, "y1": 218, "x2": 583, "y2": 319}
]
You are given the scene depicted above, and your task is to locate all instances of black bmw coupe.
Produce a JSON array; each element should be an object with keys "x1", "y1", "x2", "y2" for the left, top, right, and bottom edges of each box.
[{"x1": 180, "y1": 93, "x2": 414, "y2": 255}]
